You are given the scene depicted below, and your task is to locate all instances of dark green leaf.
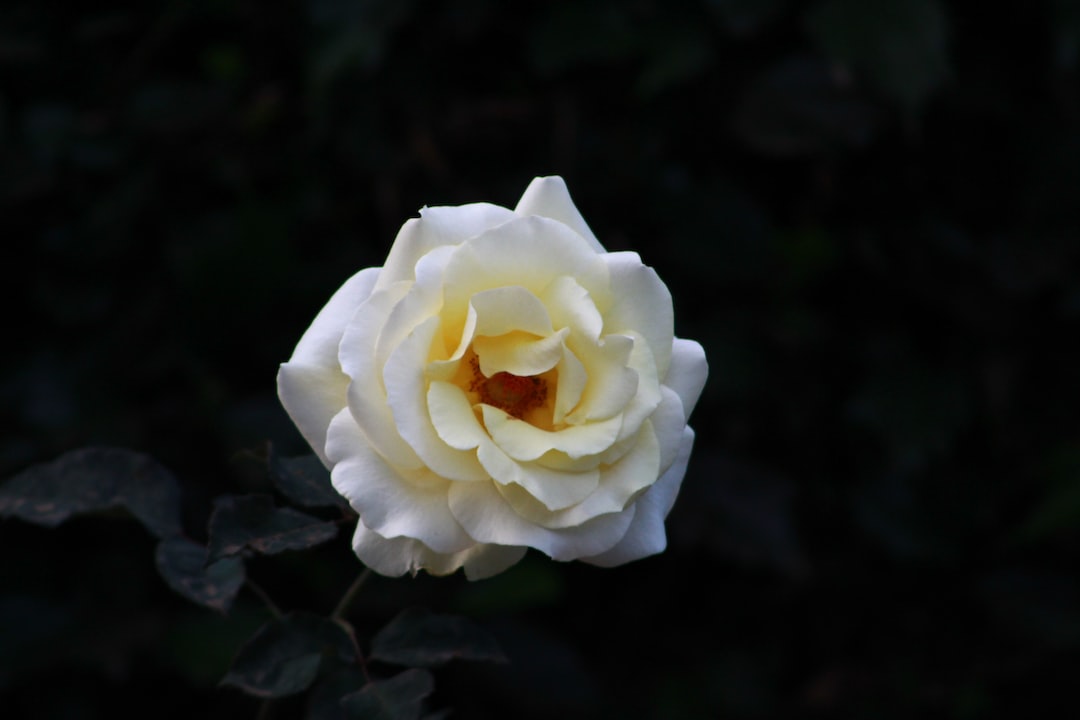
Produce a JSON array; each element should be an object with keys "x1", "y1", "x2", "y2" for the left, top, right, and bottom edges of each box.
[
  {"x1": 339, "y1": 669, "x2": 434, "y2": 720},
  {"x1": 222, "y1": 612, "x2": 356, "y2": 699},
  {"x1": 306, "y1": 667, "x2": 366, "y2": 720},
  {"x1": 207, "y1": 494, "x2": 338, "y2": 562},
  {"x1": 268, "y1": 445, "x2": 349, "y2": 510},
  {"x1": 807, "y1": 0, "x2": 950, "y2": 113},
  {"x1": 0, "y1": 446, "x2": 182, "y2": 539},
  {"x1": 155, "y1": 537, "x2": 245, "y2": 614},
  {"x1": 372, "y1": 607, "x2": 506, "y2": 668}
]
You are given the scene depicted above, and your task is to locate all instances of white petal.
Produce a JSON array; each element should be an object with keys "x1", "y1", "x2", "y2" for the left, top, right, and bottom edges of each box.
[
  {"x1": 513, "y1": 176, "x2": 606, "y2": 253},
  {"x1": 428, "y1": 381, "x2": 488, "y2": 450},
  {"x1": 448, "y1": 478, "x2": 635, "y2": 561},
  {"x1": 581, "y1": 427, "x2": 694, "y2": 567},
  {"x1": 610, "y1": 330, "x2": 663, "y2": 443},
  {"x1": 440, "y1": 216, "x2": 610, "y2": 336},
  {"x1": 476, "y1": 438, "x2": 600, "y2": 511},
  {"x1": 564, "y1": 333, "x2": 638, "y2": 424},
  {"x1": 482, "y1": 404, "x2": 622, "y2": 461},
  {"x1": 339, "y1": 281, "x2": 424, "y2": 471},
  {"x1": 375, "y1": 204, "x2": 518, "y2": 291},
  {"x1": 326, "y1": 409, "x2": 473, "y2": 554},
  {"x1": 349, "y1": 520, "x2": 524, "y2": 579},
  {"x1": 651, "y1": 386, "x2": 688, "y2": 473},
  {"x1": 277, "y1": 363, "x2": 348, "y2": 467},
  {"x1": 289, "y1": 267, "x2": 380, "y2": 367},
  {"x1": 540, "y1": 275, "x2": 604, "y2": 340},
  {"x1": 384, "y1": 316, "x2": 488, "y2": 481},
  {"x1": 602, "y1": 251, "x2": 674, "y2": 377},
  {"x1": 470, "y1": 286, "x2": 553, "y2": 337},
  {"x1": 664, "y1": 338, "x2": 708, "y2": 421},
  {"x1": 495, "y1": 421, "x2": 660, "y2": 529},
  {"x1": 374, "y1": 244, "x2": 456, "y2": 370},
  {"x1": 552, "y1": 345, "x2": 587, "y2": 425},
  {"x1": 473, "y1": 328, "x2": 568, "y2": 377}
]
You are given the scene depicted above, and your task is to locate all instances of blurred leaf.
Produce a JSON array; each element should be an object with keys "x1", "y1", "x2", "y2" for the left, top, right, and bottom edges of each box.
[
  {"x1": 708, "y1": 0, "x2": 787, "y2": 35},
  {"x1": 636, "y1": 21, "x2": 713, "y2": 97},
  {"x1": 672, "y1": 451, "x2": 807, "y2": 578},
  {"x1": 308, "y1": 0, "x2": 416, "y2": 95},
  {"x1": 339, "y1": 669, "x2": 434, "y2": 720},
  {"x1": 222, "y1": 612, "x2": 356, "y2": 699},
  {"x1": 268, "y1": 444, "x2": 349, "y2": 510},
  {"x1": 980, "y1": 569, "x2": 1080, "y2": 648},
  {"x1": 807, "y1": 0, "x2": 950, "y2": 114},
  {"x1": 733, "y1": 55, "x2": 877, "y2": 155},
  {"x1": 155, "y1": 537, "x2": 245, "y2": 614},
  {"x1": 207, "y1": 494, "x2": 338, "y2": 562},
  {"x1": 1017, "y1": 445, "x2": 1080, "y2": 542},
  {"x1": 372, "y1": 607, "x2": 506, "y2": 668},
  {"x1": 0, "y1": 446, "x2": 182, "y2": 539},
  {"x1": 529, "y1": 1, "x2": 637, "y2": 74},
  {"x1": 307, "y1": 667, "x2": 367, "y2": 720}
]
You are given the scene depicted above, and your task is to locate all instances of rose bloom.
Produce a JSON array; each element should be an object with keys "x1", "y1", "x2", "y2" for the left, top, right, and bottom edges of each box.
[{"x1": 278, "y1": 177, "x2": 706, "y2": 579}]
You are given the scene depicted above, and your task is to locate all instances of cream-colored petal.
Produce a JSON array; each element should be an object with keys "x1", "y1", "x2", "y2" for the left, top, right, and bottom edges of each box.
[
  {"x1": 470, "y1": 286, "x2": 553, "y2": 337},
  {"x1": 374, "y1": 244, "x2": 456, "y2": 372},
  {"x1": 611, "y1": 330, "x2": 663, "y2": 443},
  {"x1": 375, "y1": 203, "x2": 518, "y2": 291},
  {"x1": 482, "y1": 404, "x2": 622, "y2": 461},
  {"x1": 473, "y1": 328, "x2": 568, "y2": 377},
  {"x1": 651, "y1": 386, "x2": 689, "y2": 473},
  {"x1": 564, "y1": 333, "x2": 638, "y2": 424},
  {"x1": 552, "y1": 344, "x2": 587, "y2": 425},
  {"x1": 476, "y1": 436, "x2": 600, "y2": 511},
  {"x1": 326, "y1": 409, "x2": 473, "y2": 554},
  {"x1": 350, "y1": 520, "x2": 526, "y2": 579},
  {"x1": 289, "y1": 267, "x2": 380, "y2": 367},
  {"x1": 581, "y1": 427, "x2": 694, "y2": 567},
  {"x1": 496, "y1": 421, "x2": 660, "y2": 529},
  {"x1": 277, "y1": 363, "x2": 349, "y2": 468},
  {"x1": 338, "y1": 281, "x2": 424, "y2": 471},
  {"x1": 602, "y1": 251, "x2": 674, "y2": 377},
  {"x1": 384, "y1": 316, "x2": 488, "y2": 481},
  {"x1": 448, "y1": 478, "x2": 634, "y2": 561},
  {"x1": 440, "y1": 216, "x2": 610, "y2": 336},
  {"x1": 664, "y1": 338, "x2": 708, "y2": 421},
  {"x1": 513, "y1": 176, "x2": 606, "y2": 253},
  {"x1": 427, "y1": 381, "x2": 488, "y2": 450},
  {"x1": 540, "y1": 275, "x2": 604, "y2": 340}
]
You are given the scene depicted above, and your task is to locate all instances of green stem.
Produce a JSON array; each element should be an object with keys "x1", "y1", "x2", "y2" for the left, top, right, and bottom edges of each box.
[
  {"x1": 332, "y1": 567, "x2": 373, "y2": 621},
  {"x1": 245, "y1": 578, "x2": 284, "y2": 620}
]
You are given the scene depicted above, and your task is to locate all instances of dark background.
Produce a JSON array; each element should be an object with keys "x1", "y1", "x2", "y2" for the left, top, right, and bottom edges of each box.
[{"x1": 3, "y1": 0, "x2": 1080, "y2": 717}]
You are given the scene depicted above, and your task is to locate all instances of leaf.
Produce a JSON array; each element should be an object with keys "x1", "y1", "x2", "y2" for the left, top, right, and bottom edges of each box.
[
  {"x1": 207, "y1": 494, "x2": 339, "y2": 563},
  {"x1": 155, "y1": 536, "x2": 245, "y2": 614},
  {"x1": 1017, "y1": 444, "x2": 1080, "y2": 542},
  {"x1": 0, "y1": 446, "x2": 182, "y2": 539},
  {"x1": 268, "y1": 445, "x2": 349, "y2": 510},
  {"x1": 806, "y1": 0, "x2": 950, "y2": 114},
  {"x1": 339, "y1": 669, "x2": 434, "y2": 720},
  {"x1": 307, "y1": 668, "x2": 367, "y2": 720},
  {"x1": 732, "y1": 55, "x2": 877, "y2": 155},
  {"x1": 222, "y1": 612, "x2": 356, "y2": 699},
  {"x1": 371, "y1": 607, "x2": 506, "y2": 668}
]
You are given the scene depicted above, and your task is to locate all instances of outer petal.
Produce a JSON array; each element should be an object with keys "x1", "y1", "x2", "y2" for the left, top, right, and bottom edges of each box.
[
  {"x1": 326, "y1": 409, "x2": 474, "y2": 554},
  {"x1": 350, "y1": 521, "x2": 526, "y2": 579},
  {"x1": 375, "y1": 203, "x2": 518, "y2": 291},
  {"x1": 448, "y1": 478, "x2": 635, "y2": 561},
  {"x1": 514, "y1": 176, "x2": 606, "y2": 253},
  {"x1": 664, "y1": 338, "x2": 708, "y2": 421},
  {"x1": 278, "y1": 267, "x2": 381, "y2": 466},
  {"x1": 601, "y1": 252, "x2": 674, "y2": 378},
  {"x1": 581, "y1": 426, "x2": 694, "y2": 567}
]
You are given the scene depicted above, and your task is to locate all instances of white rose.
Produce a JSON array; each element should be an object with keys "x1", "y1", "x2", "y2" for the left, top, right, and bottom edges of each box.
[{"x1": 277, "y1": 177, "x2": 707, "y2": 580}]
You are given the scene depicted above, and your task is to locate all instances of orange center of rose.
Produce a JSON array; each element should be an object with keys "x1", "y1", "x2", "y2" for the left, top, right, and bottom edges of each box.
[{"x1": 467, "y1": 357, "x2": 548, "y2": 419}]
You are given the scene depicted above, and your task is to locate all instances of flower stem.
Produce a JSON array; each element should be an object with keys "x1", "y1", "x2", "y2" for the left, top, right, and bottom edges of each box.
[
  {"x1": 245, "y1": 578, "x2": 283, "y2": 620},
  {"x1": 332, "y1": 567, "x2": 373, "y2": 621}
]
